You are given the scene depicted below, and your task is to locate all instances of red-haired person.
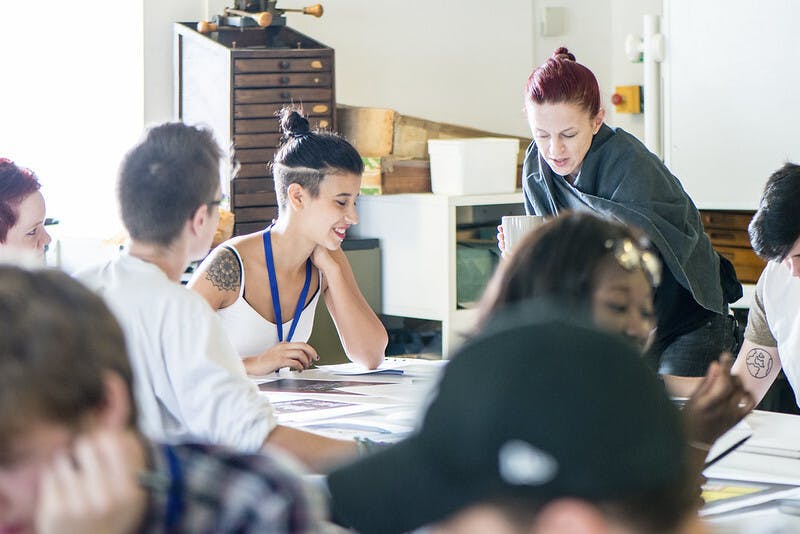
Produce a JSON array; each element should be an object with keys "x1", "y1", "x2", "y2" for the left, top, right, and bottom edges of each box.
[
  {"x1": 498, "y1": 47, "x2": 743, "y2": 387},
  {"x1": 0, "y1": 158, "x2": 51, "y2": 258}
]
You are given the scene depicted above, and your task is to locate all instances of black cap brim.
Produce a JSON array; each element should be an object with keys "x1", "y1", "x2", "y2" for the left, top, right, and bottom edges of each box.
[{"x1": 329, "y1": 434, "x2": 485, "y2": 534}]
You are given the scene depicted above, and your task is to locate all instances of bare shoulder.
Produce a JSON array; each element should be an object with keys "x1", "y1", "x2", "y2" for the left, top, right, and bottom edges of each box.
[
  {"x1": 217, "y1": 231, "x2": 264, "y2": 260},
  {"x1": 200, "y1": 245, "x2": 242, "y2": 293}
]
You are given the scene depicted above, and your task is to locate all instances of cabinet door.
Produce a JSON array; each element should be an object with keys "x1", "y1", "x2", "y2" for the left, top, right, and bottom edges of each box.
[{"x1": 663, "y1": 0, "x2": 800, "y2": 209}]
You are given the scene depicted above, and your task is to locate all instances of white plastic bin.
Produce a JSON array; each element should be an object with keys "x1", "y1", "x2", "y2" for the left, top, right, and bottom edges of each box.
[{"x1": 427, "y1": 137, "x2": 519, "y2": 195}]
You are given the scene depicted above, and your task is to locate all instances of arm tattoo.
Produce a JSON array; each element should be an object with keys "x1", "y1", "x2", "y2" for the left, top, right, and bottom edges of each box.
[
  {"x1": 745, "y1": 347, "x2": 774, "y2": 379},
  {"x1": 204, "y1": 248, "x2": 241, "y2": 293}
]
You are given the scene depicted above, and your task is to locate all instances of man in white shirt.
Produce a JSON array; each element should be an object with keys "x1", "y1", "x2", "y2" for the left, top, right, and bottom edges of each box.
[
  {"x1": 76, "y1": 122, "x2": 356, "y2": 471},
  {"x1": 732, "y1": 162, "x2": 800, "y2": 410}
]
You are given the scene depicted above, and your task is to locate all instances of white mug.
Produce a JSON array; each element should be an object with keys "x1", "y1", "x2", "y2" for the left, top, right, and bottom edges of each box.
[{"x1": 501, "y1": 215, "x2": 546, "y2": 254}]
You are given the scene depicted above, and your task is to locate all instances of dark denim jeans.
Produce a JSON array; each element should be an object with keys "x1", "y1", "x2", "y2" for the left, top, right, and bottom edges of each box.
[{"x1": 655, "y1": 312, "x2": 741, "y2": 377}]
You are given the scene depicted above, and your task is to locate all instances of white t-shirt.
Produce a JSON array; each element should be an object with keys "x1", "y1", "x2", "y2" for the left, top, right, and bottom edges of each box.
[
  {"x1": 75, "y1": 254, "x2": 276, "y2": 451},
  {"x1": 746, "y1": 261, "x2": 800, "y2": 405}
]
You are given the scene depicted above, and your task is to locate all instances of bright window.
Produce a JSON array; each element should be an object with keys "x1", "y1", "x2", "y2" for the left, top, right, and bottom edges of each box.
[{"x1": 0, "y1": 1, "x2": 144, "y2": 238}]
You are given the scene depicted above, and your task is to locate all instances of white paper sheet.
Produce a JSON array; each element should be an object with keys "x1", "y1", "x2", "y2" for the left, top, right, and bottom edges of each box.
[
  {"x1": 708, "y1": 412, "x2": 800, "y2": 462},
  {"x1": 271, "y1": 397, "x2": 390, "y2": 423}
]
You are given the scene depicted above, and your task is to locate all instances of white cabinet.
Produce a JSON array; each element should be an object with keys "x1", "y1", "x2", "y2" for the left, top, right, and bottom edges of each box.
[
  {"x1": 350, "y1": 192, "x2": 524, "y2": 357},
  {"x1": 662, "y1": 0, "x2": 800, "y2": 210}
]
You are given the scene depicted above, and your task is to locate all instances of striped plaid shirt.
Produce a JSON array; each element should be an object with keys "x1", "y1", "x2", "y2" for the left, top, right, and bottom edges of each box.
[{"x1": 137, "y1": 442, "x2": 330, "y2": 533}]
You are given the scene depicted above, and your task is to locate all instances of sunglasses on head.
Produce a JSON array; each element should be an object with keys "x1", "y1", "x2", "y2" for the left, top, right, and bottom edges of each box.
[{"x1": 604, "y1": 238, "x2": 661, "y2": 287}]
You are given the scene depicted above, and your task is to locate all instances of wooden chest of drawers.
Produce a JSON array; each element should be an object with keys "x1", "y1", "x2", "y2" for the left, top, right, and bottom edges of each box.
[
  {"x1": 174, "y1": 23, "x2": 335, "y2": 236},
  {"x1": 700, "y1": 210, "x2": 767, "y2": 284}
]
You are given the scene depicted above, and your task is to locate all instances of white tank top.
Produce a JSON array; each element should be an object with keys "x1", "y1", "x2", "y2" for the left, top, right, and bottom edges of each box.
[{"x1": 216, "y1": 245, "x2": 321, "y2": 358}]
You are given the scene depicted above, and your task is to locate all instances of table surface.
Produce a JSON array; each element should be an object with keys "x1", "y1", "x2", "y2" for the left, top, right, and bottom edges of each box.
[
  {"x1": 254, "y1": 359, "x2": 800, "y2": 533},
  {"x1": 255, "y1": 357, "x2": 446, "y2": 443}
]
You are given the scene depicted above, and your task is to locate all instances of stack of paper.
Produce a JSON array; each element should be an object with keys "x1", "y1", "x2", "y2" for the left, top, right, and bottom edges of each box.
[
  {"x1": 737, "y1": 411, "x2": 800, "y2": 458},
  {"x1": 705, "y1": 411, "x2": 800, "y2": 485}
]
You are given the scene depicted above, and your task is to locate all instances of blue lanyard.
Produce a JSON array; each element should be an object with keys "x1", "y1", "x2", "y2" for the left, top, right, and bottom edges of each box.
[
  {"x1": 263, "y1": 229, "x2": 312, "y2": 342},
  {"x1": 164, "y1": 446, "x2": 184, "y2": 531}
]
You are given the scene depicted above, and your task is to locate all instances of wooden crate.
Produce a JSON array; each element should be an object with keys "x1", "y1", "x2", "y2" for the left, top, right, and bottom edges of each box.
[
  {"x1": 338, "y1": 105, "x2": 530, "y2": 194},
  {"x1": 361, "y1": 157, "x2": 431, "y2": 195},
  {"x1": 337, "y1": 105, "x2": 531, "y2": 163}
]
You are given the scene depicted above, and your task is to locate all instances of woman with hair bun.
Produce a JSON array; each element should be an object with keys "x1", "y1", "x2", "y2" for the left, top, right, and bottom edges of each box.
[
  {"x1": 0, "y1": 158, "x2": 51, "y2": 258},
  {"x1": 499, "y1": 47, "x2": 743, "y2": 382},
  {"x1": 190, "y1": 107, "x2": 387, "y2": 373}
]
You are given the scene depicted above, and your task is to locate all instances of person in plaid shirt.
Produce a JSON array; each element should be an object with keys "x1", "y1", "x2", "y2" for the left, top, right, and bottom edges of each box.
[{"x1": 0, "y1": 265, "x2": 328, "y2": 534}]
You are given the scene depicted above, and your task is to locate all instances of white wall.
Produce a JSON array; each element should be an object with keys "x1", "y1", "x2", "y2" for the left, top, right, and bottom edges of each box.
[
  {"x1": 283, "y1": 0, "x2": 536, "y2": 138},
  {"x1": 608, "y1": 0, "x2": 662, "y2": 137},
  {"x1": 530, "y1": 0, "x2": 661, "y2": 141},
  {"x1": 151, "y1": 1, "x2": 662, "y2": 141},
  {"x1": 144, "y1": 0, "x2": 208, "y2": 125}
]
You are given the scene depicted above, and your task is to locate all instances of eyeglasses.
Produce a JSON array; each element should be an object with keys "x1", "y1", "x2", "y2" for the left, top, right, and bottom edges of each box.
[{"x1": 604, "y1": 238, "x2": 661, "y2": 287}]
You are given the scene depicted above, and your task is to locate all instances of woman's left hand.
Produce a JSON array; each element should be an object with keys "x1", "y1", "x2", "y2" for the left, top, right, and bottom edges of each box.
[
  {"x1": 683, "y1": 353, "x2": 756, "y2": 446},
  {"x1": 310, "y1": 245, "x2": 341, "y2": 275}
]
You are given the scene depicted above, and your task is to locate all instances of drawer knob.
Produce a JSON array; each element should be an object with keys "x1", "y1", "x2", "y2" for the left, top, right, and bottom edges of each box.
[
  {"x1": 310, "y1": 60, "x2": 323, "y2": 69},
  {"x1": 280, "y1": 91, "x2": 290, "y2": 99},
  {"x1": 319, "y1": 120, "x2": 329, "y2": 128},
  {"x1": 280, "y1": 76, "x2": 290, "y2": 84},
  {"x1": 279, "y1": 60, "x2": 290, "y2": 69}
]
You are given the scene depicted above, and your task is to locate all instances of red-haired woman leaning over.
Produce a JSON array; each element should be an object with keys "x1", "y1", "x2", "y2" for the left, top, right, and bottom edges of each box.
[{"x1": 499, "y1": 48, "x2": 742, "y2": 384}]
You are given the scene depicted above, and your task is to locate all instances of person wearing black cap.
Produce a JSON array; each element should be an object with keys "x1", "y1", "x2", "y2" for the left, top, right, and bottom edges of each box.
[{"x1": 327, "y1": 309, "x2": 703, "y2": 534}]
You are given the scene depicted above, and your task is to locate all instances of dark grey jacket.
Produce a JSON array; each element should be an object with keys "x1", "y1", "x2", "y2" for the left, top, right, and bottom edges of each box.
[{"x1": 522, "y1": 123, "x2": 741, "y2": 314}]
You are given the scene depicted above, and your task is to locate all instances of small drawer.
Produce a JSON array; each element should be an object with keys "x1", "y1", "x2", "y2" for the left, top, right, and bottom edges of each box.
[
  {"x1": 234, "y1": 88, "x2": 332, "y2": 105},
  {"x1": 715, "y1": 245, "x2": 767, "y2": 284},
  {"x1": 234, "y1": 72, "x2": 332, "y2": 88},
  {"x1": 235, "y1": 102, "x2": 332, "y2": 119},
  {"x1": 700, "y1": 210, "x2": 754, "y2": 230},
  {"x1": 234, "y1": 58, "x2": 331, "y2": 74},
  {"x1": 234, "y1": 206, "x2": 280, "y2": 223},
  {"x1": 236, "y1": 162, "x2": 270, "y2": 178},
  {"x1": 235, "y1": 148, "x2": 276, "y2": 164},
  {"x1": 233, "y1": 191, "x2": 278, "y2": 207},
  {"x1": 706, "y1": 228, "x2": 751, "y2": 248},
  {"x1": 232, "y1": 177, "x2": 276, "y2": 194},
  {"x1": 234, "y1": 133, "x2": 282, "y2": 149},
  {"x1": 234, "y1": 116, "x2": 332, "y2": 134},
  {"x1": 235, "y1": 221, "x2": 273, "y2": 236}
]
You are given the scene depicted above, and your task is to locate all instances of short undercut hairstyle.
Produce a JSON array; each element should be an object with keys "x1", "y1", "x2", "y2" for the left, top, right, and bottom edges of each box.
[
  {"x1": 272, "y1": 107, "x2": 363, "y2": 212},
  {"x1": 749, "y1": 162, "x2": 800, "y2": 261},
  {"x1": 118, "y1": 122, "x2": 223, "y2": 246}
]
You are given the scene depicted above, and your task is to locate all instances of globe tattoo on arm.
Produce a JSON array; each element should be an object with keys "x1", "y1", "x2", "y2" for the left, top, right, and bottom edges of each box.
[
  {"x1": 745, "y1": 347, "x2": 774, "y2": 379},
  {"x1": 204, "y1": 247, "x2": 242, "y2": 293}
]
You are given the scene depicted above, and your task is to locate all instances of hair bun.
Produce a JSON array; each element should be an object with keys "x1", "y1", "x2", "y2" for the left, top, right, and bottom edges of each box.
[
  {"x1": 552, "y1": 47, "x2": 576, "y2": 62},
  {"x1": 279, "y1": 108, "x2": 311, "y2": 139}
]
